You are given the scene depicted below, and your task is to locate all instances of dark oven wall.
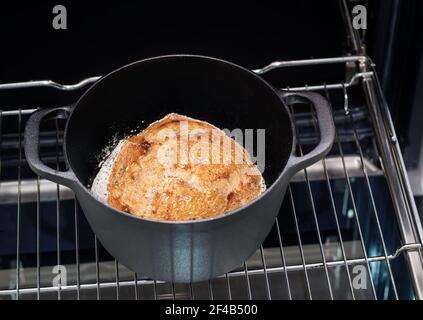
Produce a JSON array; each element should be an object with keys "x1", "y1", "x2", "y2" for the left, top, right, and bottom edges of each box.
[{"x1": 0, "y1": 1, "x2": 348, "y2": 110}]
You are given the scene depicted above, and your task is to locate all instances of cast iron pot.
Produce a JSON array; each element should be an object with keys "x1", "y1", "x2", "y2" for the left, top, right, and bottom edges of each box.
[{"x1": 24, "y1": 55, "x2": 335, "y2": 283}]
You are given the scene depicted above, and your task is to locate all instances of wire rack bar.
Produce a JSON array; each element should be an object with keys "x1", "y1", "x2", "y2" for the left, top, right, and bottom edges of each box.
[
  {"x1": 259, "y1": 245, "x2": 271, "y2": 300},
  {"x1": 334, "y1": 111, "x2": 378, "y2": 299},
  {"x1": 289, "y1": 100, "x2": 334, "y2": 300},
  {"x1": 189, "y1": 282, "x2": 194, "y2": 300},
  {"x1": 253, "y1": 56, "x2": 367, "y2": 74},
  {"x1": 94, "y1": 237, "x2": 100, "y2": 300},
  {"x1": 274, "y1": 218, "x2": 292, "y2": 299},
  {"x1": 0, "y1": 56, "x2": 368, "y2": 93},
  {"x1": 115, "y1": 260, "x2": 120, "y2": 300},
  {"x1": 171, "y1": 282, "x2": 176, "y2": 300},
  {"x1": 208, "y1": 280, "x2": 213, "y2": 300},
  {"x1": 0, "y1": 76, "x2": 101, "y2": 91},
  {"x1": 36, "y1": 176, "x2": 41, "y2": 300},
  {"x1": 74, "y1": 200, "x2": 81, "y2": 300},
  {"x1": 287, "y1": 185, "x2": 312, "y2": 299},
  {"x1": 225, "y1": 273, "x2": 232, "y2": 300},
  {"x1": 1, "y1": 242, "x2": 421, "y2": 297},
  {"x1": 134, "y1": 273, "x2": 139, "y2": 300},
  {"x1": 54, "y1": 119, "x2": 61, "y2": 300},
  {"x1": 153, "y1": 279, "x2": 157, "y2": 300},
  {"x1": 243, "y1": 261, "x2": 252, "y2": 300},
  {"x1": 15, "y1": 109, "x2": 22, "y2": 300},
  {"x1": 0, "y1": 75, "x2": 374, "y2": 109}
]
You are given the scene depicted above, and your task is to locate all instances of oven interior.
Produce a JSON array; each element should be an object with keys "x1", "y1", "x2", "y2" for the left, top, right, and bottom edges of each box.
[{"x1": 0, "y1": 0, "x2": 422, "y2": 300}]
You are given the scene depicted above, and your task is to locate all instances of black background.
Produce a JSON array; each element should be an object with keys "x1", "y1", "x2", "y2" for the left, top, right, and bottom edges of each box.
[{"x1": 0, "y1": 1, "x2": 346, "y2": 85}]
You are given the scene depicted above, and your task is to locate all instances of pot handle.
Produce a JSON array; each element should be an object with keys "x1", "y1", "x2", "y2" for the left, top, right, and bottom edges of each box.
[
  {"x1": 280, "y1": 91, "x2": 335, "y2": 172},
  {"x1": 24, "y1": 107, "x2": 78, "y2": 188}
]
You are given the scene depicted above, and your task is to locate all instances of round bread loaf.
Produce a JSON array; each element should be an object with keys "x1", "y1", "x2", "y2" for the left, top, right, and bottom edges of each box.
[{"x1": 91, "y1": 113, "x2": 265, "y2": 221}]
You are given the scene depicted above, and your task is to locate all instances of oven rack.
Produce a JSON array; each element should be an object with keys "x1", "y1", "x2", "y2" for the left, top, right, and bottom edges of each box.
[{"x1": 0, "y1": 55, "x2": 422, "y2": 300}]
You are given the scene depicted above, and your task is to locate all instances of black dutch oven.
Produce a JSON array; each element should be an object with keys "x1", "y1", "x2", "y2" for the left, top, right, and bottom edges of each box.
[{"x1": 24, "y1": 55, "x2": 335, "y2": 283}]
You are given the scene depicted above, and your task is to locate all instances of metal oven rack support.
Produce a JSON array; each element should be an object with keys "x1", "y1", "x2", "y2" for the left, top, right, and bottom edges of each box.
[{"x1": 341, "y1": 0, "x2": 423, "y2": 298}]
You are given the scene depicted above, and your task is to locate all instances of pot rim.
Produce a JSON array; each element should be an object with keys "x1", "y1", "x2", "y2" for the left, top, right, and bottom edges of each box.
[{"x1": 64, "y1": 54, "x2": 297, "y2": 225}]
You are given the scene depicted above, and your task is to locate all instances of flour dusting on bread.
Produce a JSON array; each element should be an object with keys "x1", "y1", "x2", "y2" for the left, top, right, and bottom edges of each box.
[{"x1": 91, "y1": 140, "x2": 124, "y2": 202}]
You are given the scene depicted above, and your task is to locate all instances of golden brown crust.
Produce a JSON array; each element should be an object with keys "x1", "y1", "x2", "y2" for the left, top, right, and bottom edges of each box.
[{"x1": 107, "y1": 113, "x2": 264, "y2": 221}]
